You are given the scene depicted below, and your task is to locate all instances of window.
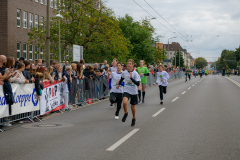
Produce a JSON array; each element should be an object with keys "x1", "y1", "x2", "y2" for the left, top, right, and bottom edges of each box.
[
  {"x1": 54, "y1": 0, "x2": 57, "y2": 9},
  {"x1": 17, "y1": 9, "x2": 21, "y2": 27},
  {"x1": 40, "y1": 47, "x2": 43, "y2": 59},
  {"x1": 23, "y1": 11, "x2": 27, "y2": 28},
  {"x1": 35, "y1": 45, "x2": 38, "y2": 59},
  {"x1": 40, "y1": 16, "x2": 44, "y2": 30},
  {"x1": 23, "y1": 43, "x2": 27, "y2": 60},
  {"x1": 35, "y1": 15, "x2": 38, "y2": 30},
  {"x1": 17, "y1": 42, "x2": 21, "y2": 59},
  {"x1": 29, "y1": 44, "x2": 33, "y2": 60},
  {"x1": 29, "y1": 13, "x2": 33, "y2": 29},
  {"x1": 50, "y1": 0, "x2": 53, "y2": 8},
  {"x1": 40, "y1": 0, "x2": 43, "y2": 4}
]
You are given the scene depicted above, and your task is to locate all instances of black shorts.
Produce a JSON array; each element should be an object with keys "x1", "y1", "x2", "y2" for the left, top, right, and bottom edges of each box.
[
  {"x1": 110, "y1": 92, "x2": 123, "y2": 104},
  {"x1": 123, "y1": 92, "x2": 138, "y2": 105}
]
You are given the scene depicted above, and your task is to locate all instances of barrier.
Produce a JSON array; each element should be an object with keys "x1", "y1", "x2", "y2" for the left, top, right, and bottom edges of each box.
[{"x1": 0, "y1": 83, "x2": 41, "y2": 132}]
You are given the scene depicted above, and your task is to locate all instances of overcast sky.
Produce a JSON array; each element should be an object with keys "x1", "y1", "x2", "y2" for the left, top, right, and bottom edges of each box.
[{"x1": 106, "y1": 0, "x2": 240, "y2": 62}]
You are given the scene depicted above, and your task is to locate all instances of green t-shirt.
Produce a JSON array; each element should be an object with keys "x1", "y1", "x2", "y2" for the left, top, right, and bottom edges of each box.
[{"x1": 137, "y1": 67, "x2": 149, "y2": 84}]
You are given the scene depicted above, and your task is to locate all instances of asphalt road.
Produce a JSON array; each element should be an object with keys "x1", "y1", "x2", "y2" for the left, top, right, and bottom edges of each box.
[{"x1": 1, "y1": 75, "x2": 240, "y2": 160}]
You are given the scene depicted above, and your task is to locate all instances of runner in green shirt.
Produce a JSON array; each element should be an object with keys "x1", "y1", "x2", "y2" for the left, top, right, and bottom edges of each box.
[{"x1": 137, "y1": 60, "x2": 149, "y2": 103}]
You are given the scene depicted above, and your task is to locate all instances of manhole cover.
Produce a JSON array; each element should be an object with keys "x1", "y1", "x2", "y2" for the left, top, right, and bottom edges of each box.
[
  {"x1": 22, "y1": 123, "x2": 73, "y2": 129},
  {"x1": 33, "y1": 124, "x2": 62, "y2": 127}
]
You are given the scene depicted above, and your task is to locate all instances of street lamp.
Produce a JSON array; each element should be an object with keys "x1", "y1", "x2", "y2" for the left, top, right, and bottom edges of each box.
[
  {"x1": 168, "y1": 36, "x2": 177, "y2": 65},
  {"x1": 56, "y1": 11, "x2": 63, "y2": 64}
]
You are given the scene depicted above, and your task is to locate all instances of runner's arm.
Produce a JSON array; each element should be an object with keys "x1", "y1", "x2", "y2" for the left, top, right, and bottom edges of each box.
[
  {"x1": 144, "y1": 73, "x2": 150, "y2": 76},
  {"x1": 118, "y1": 77, "x2": 124, "y2": 85},
  {"x1": 130, "y1": 78, "x2": 140, "y2": 86},
  {"x1": 109, "y1": 78, "x2": 112, "y2": 89}
]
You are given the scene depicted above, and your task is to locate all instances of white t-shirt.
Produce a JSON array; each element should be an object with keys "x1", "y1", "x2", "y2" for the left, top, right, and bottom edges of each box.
[
  {"x1": 121, "y1": 70, "x2": 140, "y2": 95},
  {"x1": 62, "y1": 77, "x2": 69, "y2": 93},
  {"x1": 156, "y1": 71, "x2": 169, "y2": 86},
  {"x1": 110, "y1": 67, "x2": 117, "y2": 73},
  {"x1": 109, "y1": 72, "x2": 123, "y2": 93}
]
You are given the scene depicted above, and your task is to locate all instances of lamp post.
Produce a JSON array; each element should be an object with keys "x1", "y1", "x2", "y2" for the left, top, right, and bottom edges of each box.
[
  {"x1": 56, "y1": 11, "x2": 63, "y2": 64},
  {"x1": 167, "y1": 36, "x2": 177, "y2": 65}
]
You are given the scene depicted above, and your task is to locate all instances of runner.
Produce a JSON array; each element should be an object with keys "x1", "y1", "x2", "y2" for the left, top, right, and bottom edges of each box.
[
  {"x1": 109, "y1": 58, "x2": 118, "y2": 106},
  {"x1": 199, "y1": 68, "x2": 203, "y2": 78},
  {"x1": 137, "y1": 60, "x2": 149, "y2": 103},
  {"x1": 116, "y1": 59, "x2": 140, "y2": 126},
  {"x1": 110, "y1": 58, "x2": 118, "y2": 73},
  {"x1": 156, "y1": 65, "x2": 169, "y2": 105},
  {"x1": 109, "y1": 62, "x2": 124, "y2": 119}
]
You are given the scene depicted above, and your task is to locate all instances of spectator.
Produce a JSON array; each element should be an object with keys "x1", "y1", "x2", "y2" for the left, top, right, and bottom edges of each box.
[
  {"x1": 11, "y1": 63, "x2": 29, "y2": 84},
  {"x1": 94, "y1": 63, "x2": 99, "y2": 70},
  {"x1": 71, "y1": 63, "x2": 78, "y2": 79},
  {"x1": 5, "y1": 57, "x2": 15, "y2": 74},
  {"x1": 35, "y1": 59, "x2": 46, "y2": 70},
  {"x1": 30, "y1": 63, "x2": 37, "y2": 78},
  {"x1": 80, "y1": 59, "x2": 85, "y2": 69},
  {"x1": 77, "y1": 64, "x2": 84, "y2": 79},
  {"x1": 23, "y1": 60, "x2": 35, "y2": 83},
  {"x1": 62, "y1": 75, "x2": 71, "y2": 112},
  {"x1": 0, "y1": 55, "x2": 13, "y2": 80},
  {"x1": 35, "y1": 72, "x2": 44, "y2": 100},
  {"x1": 52, "y1": 61, "x2": 60, "y2": 81},
  {"x1": 63, "y1": 66, "x2": 72, "y2": 93},
  {"x1": 58, "y1": 66, "x2": 63, "y2": 79},
  {"x1": 14, "y1": 57, "x2": 24, "y2": 68},
  {"x1": 101, "y1": 60, "x2": 107, "y2": 69},
  {"x1": 63, "y1": 61, "x2": 70, "y2": 72},
  {"x1": 83, "y1": 65, "x2": 93, "y2": 78},
  {"x1": 44, "y1": 66, "x2": 55, "y2": 83}
]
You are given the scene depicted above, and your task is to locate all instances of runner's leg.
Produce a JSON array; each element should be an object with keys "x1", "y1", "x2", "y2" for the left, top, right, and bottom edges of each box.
[{"x1": 142, "y1": 84, "x2": 146, "y2": 102}]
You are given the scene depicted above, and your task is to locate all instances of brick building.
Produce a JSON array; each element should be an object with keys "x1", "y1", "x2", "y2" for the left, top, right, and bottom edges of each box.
[{"x1": 0, "y1": 0, "x2": 57, "y2": 61}]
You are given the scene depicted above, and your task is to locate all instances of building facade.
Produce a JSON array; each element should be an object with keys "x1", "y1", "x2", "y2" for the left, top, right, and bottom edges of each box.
[
  {"x1": 163, "y1": 42, "x2": 187, "y2": 67},
  {"x1": 0, "y1": 0, "x2": 57, "y2": 61}
]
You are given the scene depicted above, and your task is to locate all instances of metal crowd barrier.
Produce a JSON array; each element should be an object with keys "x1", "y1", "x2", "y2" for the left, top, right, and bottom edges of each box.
[
  {"x1": 146, "y1": 71, "x2": 185, "y2": 87},
  {"x1": 69, "y1": 76, "x2": 110, "y2": 106}
]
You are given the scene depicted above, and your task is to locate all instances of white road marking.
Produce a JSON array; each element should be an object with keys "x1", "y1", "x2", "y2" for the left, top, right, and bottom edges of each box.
[
  {"x1": 172, "y1": 97, "x2": 179, "y2": 102},
  {"x1": 192, "y1": 85, "x2": 195, "y2": 86},
  {"x1": 188, "y1": 87, "x2": 191, "y2": 90},
  {"x1": 152, "y1": 108, "x2": 166, "y2": 117},
  {"x1": 181, "y1": 91, "x2": 186, "y2": 94},
  {"x1": 106, "y1": 129, "x2": 140, "y2": 151}
]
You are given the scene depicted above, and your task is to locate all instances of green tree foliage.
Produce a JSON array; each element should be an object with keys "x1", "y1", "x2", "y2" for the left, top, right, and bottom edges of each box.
[
  {"x1": 234, "y1": 45, "x2": 240, "y2": 62},
  {"x1": 216, "y1": 49, "x2": 237, "y2": 70},
  {"x1": 118, "y1": 15, "x2": 159, "y2": 65},
  {"x1": 195, "y1": 57, "x2": 207, "y2": 69},
  {"x1": 171, "y1": 50, "x2": 184, "y2": 68},
  {"x1": 28, "y1": 0, "x2": 131, "y2": 63}
]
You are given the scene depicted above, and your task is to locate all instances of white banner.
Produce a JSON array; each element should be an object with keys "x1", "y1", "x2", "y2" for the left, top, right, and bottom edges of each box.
[
  {"x1": 0, "y1": 84, "x2": 40, "y2": 118},
  {"x1": 40, "y1": 81, "x2": 65, "y2": 115}
]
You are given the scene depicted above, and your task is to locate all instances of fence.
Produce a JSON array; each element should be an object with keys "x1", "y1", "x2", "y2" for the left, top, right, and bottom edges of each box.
[{"x1": 0, "y1": 71, "x2": 185, "y2": 132}]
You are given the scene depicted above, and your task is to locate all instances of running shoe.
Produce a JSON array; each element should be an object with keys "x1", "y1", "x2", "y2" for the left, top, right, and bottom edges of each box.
[
  {"x1": 160, "y1": 100, "x2": 163, "y2": 105},
  {"x1": 122, "y1": 112, "x2": 128, "y2": 122},
  {"x1": 131, "y1": 119, "x2": 136, "y2": 126},
  {"x1": 142, "y1": 99, "x2": 145, "y2": 103},
  {"x1": 115, "y1": 116, "x2": 119, "y2": 120}
]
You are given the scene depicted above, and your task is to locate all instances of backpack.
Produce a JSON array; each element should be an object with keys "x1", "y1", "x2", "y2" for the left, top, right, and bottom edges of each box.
[{"x1": 3, "y1": 82, "x2": 15, "y2": 105}]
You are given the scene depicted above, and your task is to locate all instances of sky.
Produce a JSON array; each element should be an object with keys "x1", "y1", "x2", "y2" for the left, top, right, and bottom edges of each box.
[{"x1": 106, "y1": 0, "x2": 240, "y2": 62}]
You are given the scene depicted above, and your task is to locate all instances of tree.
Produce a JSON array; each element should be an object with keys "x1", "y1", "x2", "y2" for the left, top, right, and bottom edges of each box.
[
  {"x1": 195, "y1": 57, "x2": 207, "y2": 69},
  {"x1": 171, "y1": 50, "x2": 184, "y2": 68},
  {"x1": 118, "y1": 14, "x2": 159, "y2": 65},
  {"x1": 28, "y1": 0, "x2": 131, "y2": 63},
  {"x1": 235, "y1": 45, "x2": 240, "y2": 62}
]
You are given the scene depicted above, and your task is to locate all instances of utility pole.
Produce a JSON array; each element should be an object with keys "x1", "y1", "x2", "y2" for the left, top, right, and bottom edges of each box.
[{"x1": 46, "y1": 0, "x2": 50, "y2": 67}]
